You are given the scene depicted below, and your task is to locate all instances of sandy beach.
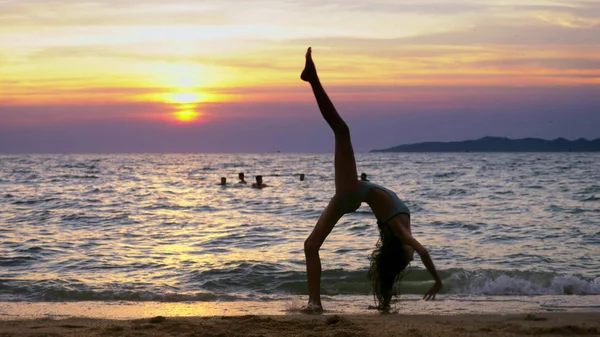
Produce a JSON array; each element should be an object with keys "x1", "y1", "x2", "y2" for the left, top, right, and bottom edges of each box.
[{"x1": 0, "y1": 312, "x2": 598, "y2": 336}]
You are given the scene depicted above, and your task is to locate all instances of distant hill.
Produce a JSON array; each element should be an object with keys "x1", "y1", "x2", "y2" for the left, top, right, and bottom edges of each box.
[{"x1": 371, "y1": 137, "x2": 600, "y2": 152}]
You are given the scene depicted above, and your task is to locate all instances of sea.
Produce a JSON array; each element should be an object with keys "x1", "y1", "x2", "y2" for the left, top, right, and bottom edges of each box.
[{"x1": 1, "y1": 153, "x2": 599, "y2": 319}]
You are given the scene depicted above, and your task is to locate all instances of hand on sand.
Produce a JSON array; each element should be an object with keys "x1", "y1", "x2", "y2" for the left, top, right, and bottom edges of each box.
[
  {"x1": 423, "y1": 281, "x2": 442, "y2": 301},
  {"x1": 300, "y1": 47, "x2": 318, "y2": 83},
  {"x1": 300, "y1": 302, "x2": 323, "y2": 314}
]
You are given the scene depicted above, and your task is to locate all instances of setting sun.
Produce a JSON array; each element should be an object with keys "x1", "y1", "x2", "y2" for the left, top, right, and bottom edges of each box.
[
  {"x1": 157, "y1": 92, "x2": 214, "y2": 123},
  {"x1": 174, "y1": 109, "x2": 200, "y2": 122}
]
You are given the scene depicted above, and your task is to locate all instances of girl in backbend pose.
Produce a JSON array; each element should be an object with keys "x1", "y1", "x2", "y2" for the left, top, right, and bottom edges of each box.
[{"x1": 300, "y1": 47, "x2": 443, "y2": 312}]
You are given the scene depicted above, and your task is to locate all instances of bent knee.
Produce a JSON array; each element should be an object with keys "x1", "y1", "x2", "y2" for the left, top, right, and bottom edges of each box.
[
  {"x1": 304, "y1": 238, "x2": 321, "y2": 255},
  {"x1": 333, "y1": 122, "x2": 350, "y2": 139}
]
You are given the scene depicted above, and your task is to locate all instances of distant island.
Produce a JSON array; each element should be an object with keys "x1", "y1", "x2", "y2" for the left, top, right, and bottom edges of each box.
[{"x1": 371, "y1": 137, "x2": 600, "y2": 152}]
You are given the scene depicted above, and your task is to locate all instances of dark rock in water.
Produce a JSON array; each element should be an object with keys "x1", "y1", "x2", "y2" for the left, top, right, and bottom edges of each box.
[{"x1": 371, "y1": 137, "x2": 600, "y2": 152}]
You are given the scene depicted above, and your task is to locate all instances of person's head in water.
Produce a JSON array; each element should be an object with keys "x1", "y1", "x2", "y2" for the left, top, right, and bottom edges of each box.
[
  {"x1": 360, "y1": 173, "x2": 369, "y2": 181},
  {"x1": 238, "y1": 172, "x2": 246, "y2": 184},
  {"x1": 252, "y1": 175, "x2": 268, "y2": 188},
  {"x1": 219, "y1": 177, "x2": 227, "y2": 185},
  {"x1": 367, "y1": 224, "x2": 410, "y2": 310},
  {"x1": 299, "y1": 173, "x2": 305, "y2": 181}
]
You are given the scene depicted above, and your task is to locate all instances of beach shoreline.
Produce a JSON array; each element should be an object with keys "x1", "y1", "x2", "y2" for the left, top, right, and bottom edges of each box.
[
  {"x1": 3, "y1": 295, "x2": 600, "y2": 321},
  {"x1": 0, "y1": 312, "x2": 598, "y2": 336}
]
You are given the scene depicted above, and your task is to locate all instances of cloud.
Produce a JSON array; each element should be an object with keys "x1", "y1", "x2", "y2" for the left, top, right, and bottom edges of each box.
[
  {"x1": 471, "y1": 58, "x2": 600, "y2": 71},
  {"x1": 17, "y1": 22, "x2": 600, "y2": 78},
  {"x1": 25, "y1": 44, "x2": 298, "y2": 72},
  {"x1": 293, "y1": 23, "x2": 600, "y2": 48},
  {"x1": 0, "y1": 101, "x2": 171, "y2": 126},
  {"x1": 0, "y1": 1, "x2": 231, "y2": 26},
  {"x1": 3, "y1": 0, "x2": 599, "y2": 28},
  {"x1": 344, "y1": 2, "x2": 490, "y2": 14}
]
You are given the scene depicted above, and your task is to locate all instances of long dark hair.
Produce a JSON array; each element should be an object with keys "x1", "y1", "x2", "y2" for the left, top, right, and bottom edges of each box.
[{"x1": 367, "y1": 222, "x2": 410, "y2": 310}]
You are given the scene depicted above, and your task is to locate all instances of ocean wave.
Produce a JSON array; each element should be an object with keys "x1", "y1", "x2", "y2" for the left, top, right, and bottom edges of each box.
[
  {"x1": 189, "y1": 167, "x2": 216, "y2": 174},
  {"x1": 444, "y1": 269, "x2": 600, "y2": 296},
  {"x1": 57, "y1": 163, "x2": 98, "y2": 169},
  {"x1": 448, "y1": 188, "x2": 468, "y2": 196},
  {"x1": 1, "y1": 268, "x2": 597, "y2": 302},
  {"x1": 580, "y1": 185, "x2": 600, "y2": 194},
  {"x1": 0, "y1": 256, "x2": 36, "y2": 267},
  {"x1": 0, "y1": 280, "x2": 240, "y2": 302},
  {"x1": 51, "y1": 174, "x2": 99, "y2": 180},
  {"x1": 430, "y1": 221, "x2": 484, "y2": 231},
  {"x1": 12, "y1": 197, "x2": 58, "y2": 205},
  {"x1": 548, "y1": 204, "x2": 599, "y2": 214},
  {"x1": 432, "y1": 171, "x2": 463, "y2": 179}
]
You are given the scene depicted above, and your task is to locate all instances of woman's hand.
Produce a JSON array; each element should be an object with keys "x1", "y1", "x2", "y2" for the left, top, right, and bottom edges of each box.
[
  {"x1": 388, "y1": 222, "x2": 443, "y2": 301},
  {"x1": 423, "y1": 280, "x2": 442, "y2": 301}
]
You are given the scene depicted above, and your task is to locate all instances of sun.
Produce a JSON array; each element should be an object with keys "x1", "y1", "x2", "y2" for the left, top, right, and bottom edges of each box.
[
  {"x1": 158, "y1": 92, "x2": 209, "y2": 123},
  {"x1": 146, "y1": 72, "x2": 222, "y2": 123},
  {"x1": 174, "y1": 109, "x2": 200, "y2": 122}
]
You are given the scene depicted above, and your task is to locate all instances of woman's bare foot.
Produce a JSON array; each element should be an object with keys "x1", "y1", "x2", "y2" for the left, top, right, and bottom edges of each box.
[
  {"x1": 300, "y1": 301, "x2": 323, "y2": 314},
  {"x1": 300, "y1": 47, "x2": 318, "y2": 83}
]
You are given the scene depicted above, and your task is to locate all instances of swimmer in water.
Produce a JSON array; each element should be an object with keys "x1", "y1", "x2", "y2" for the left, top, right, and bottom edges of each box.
[
  {"x1": 252, "y1": 175, "x2": 268, "y2": 189},
  {"x1": 300, "y1": 47, "x2": 442, "y2": 312}
]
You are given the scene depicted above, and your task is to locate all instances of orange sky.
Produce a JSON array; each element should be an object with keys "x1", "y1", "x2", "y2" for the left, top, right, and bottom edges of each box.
[{"x1": 0, "y1": 0, "x2": 599, "y2": 152}]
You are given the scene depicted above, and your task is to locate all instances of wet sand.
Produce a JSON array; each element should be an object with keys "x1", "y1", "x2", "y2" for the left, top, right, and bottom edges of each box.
[{"x1": 0, "y1": 312, "x2": 598, "y2": 336}]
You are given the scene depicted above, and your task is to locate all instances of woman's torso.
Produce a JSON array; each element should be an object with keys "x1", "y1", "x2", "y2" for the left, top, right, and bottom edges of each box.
[
  {"x1": 358, "y1": 181, "x2": 409, "y2": 219},
  {"x1": 360, "y1": 181, "x2": 414, "y2": 260},
  {"x1": 338, "y1": 180, "x2": 411, "y2": 229}
]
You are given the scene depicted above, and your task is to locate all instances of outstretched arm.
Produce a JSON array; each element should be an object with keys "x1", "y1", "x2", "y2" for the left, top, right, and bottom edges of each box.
[{"x1": 393, "y1": 225, "x2": 443, "y2": 300}]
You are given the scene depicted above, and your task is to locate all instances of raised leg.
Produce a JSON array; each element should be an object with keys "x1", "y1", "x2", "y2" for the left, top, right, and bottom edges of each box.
[{"x1": 301, "y1": 47, "x2": 358, "y2": 194}]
